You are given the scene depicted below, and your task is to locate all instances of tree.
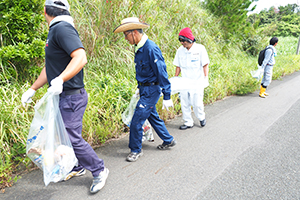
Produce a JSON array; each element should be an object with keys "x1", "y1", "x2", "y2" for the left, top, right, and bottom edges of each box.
[
  {"x1": 203, "y1": 0, "x2": 258, "y2": 39},
  {"x1": 278, "y1": 3, "x2": 299, "y2": 16},
  {"x1": 247, "y1": 3, "x2": 300, "y2": 38},
  {"x1": 0, "y1": 0, "x2": 46, "y2": 46}
]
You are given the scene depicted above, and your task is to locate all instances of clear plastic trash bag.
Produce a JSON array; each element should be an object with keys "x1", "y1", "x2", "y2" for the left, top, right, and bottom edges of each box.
[
  {"x1": 250, "y1": 65, "x2": 264, "y2": 81},
  {"x1": 26, "y1": 91, "x2": 78, "y2": 186},
  {"x1": 122, "y1": 94, "x2": 154, "y2": 142}
]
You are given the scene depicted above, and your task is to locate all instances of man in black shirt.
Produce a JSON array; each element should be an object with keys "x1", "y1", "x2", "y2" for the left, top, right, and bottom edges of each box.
[{"x1": 21, "y1": 0, "x2": 108, "y2": 194}]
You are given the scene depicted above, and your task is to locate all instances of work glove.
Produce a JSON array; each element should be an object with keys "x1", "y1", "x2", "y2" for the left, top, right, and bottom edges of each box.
[
  {"x1": 21, "y1": 88, "x2": 36, "y2": 106},
  {"x1": 162, "y1": 99, "x2": 174, "y2": 111},
  {"x1": 133, "y1": 88, "x2": 140, "y2": 98},
  {"x1": 48, "y1": 76, "x2": 63, "y2": 95}
]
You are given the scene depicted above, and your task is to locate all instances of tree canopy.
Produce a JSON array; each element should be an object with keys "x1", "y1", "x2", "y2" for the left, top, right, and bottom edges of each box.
[
  {"x1": 247, "y1": 3, "x2": 300, "y2": 37},
  {"x1": 203, "y1": 0, "x2": 258, "y2": 39}
]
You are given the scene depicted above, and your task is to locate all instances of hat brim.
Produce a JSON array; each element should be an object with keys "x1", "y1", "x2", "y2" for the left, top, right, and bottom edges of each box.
[{"x1": 113, "y1": 22, "x2": 150, "y2": 33}]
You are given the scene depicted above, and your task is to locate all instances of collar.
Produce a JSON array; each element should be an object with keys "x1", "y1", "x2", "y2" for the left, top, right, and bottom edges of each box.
[
  {"x1": 135, "y1": 34, "x2": 148, "y2": 53},
  {"x1": 267, "y1": 45, "x2": 277, "y2": 55},
  {"x1": 49, "y1": 15, "x2": 75, "y2": 28}
]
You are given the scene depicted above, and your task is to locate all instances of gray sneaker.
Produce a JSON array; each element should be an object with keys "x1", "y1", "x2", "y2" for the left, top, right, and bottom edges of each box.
[
  {"x1": 157, "y1": 139, "x2": 177, "y2": 150},
  {"x1": 126, "y1": 151, "x2": 143, "y2": 162},
  {"x1": 90, "y1": 168, "x2": 109, "y2": 194}
]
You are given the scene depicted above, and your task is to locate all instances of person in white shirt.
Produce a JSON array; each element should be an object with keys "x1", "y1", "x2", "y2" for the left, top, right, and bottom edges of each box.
[{"x1": 173, "y1": 27, "x2": 210, "y2": 130}]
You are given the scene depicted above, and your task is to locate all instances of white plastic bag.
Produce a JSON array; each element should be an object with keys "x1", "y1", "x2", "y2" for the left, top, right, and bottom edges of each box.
[
  {"x1": 251, "y1": 65, "x2": 264, "y2": 81},
  {"x1": 122, "y1": 94, "x2": 154, "y2": 142},
  {"x1": 169, "y1": 77, "x2": 208, "y2": 95},
  {"x1": 142, "y1": 120, "x2": 154, "y2": 142},
  {"x1": 26, "y1": 91, "x2": 78, "y2": 186}
]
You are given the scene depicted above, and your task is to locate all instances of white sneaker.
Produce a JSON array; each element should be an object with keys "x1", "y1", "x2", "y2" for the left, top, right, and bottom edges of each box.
[
  {"x1": 90, "y1": 168, "x2": 109, "y2": 193},
  {"x1": 126, "y1": 151, "x2": 143, "y2": 162}
]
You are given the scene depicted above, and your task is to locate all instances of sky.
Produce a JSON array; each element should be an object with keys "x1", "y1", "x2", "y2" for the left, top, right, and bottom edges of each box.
[{"x1": 249, "y1": 0, "x2": 300, "y2": 13}]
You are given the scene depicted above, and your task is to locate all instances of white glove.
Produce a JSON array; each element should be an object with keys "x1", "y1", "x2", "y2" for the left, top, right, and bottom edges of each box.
[
  {"x1": 48, "y1": 76, "x2": 63, "y2": 95},
  {"x1": 162, "y1": 99, "x2": 174, "y2": 111},
  {"x1": 133, "y1": 88, "x2": 140, "y2": 98},
  {"x1": 21, "y1": 88, "x2": 36, "y2": 106}
]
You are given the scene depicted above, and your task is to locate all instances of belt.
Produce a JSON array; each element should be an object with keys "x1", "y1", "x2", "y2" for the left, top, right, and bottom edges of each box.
[
  {"x1": 138, "y1": 82, "x2": 159, "y2": 86},
  {"x1": 61, "y1": 89, "x2": 81, "y2": 96}
]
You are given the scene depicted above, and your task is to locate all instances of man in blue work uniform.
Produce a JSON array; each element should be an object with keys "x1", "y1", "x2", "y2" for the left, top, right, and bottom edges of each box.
[{"x1": 114, "y1": 17, "x2": 176, "y2": 162}]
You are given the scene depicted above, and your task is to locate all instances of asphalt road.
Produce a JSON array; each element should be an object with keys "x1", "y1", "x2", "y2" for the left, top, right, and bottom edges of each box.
[{"x1": 2, "y1": 71, "x2": 300, "y2": 200}]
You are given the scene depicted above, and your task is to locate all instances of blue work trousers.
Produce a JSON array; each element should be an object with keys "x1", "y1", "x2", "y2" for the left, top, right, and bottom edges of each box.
[
  {"x1": 59, "y1": 88, "x2": 105, "y2": 177},
  {"x1": 129, "y1": 85, "x2": 174, "y2": 153}
]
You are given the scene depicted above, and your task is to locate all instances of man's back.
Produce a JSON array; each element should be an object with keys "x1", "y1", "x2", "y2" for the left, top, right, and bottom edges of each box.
[{"x1": 45, "y1": 21, "x2": 84, "y2": 90}]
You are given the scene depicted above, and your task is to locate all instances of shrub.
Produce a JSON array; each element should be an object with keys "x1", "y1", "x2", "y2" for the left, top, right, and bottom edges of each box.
[{"x1": 0, "y1": 0, "x2": 47, "y2": 81}]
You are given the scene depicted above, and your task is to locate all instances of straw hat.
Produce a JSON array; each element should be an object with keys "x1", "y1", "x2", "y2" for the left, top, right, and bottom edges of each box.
[{"x1": 113, "y1": 17, "x2": 150, "y2": 33}]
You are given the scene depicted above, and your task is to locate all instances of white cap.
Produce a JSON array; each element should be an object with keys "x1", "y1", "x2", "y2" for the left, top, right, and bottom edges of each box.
[{"x1": 45, "y1": 0, "x2": 70, "y2": 11}]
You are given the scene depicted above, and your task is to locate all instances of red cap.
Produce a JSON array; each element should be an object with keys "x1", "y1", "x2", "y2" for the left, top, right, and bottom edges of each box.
[{"x1": 179, "y1": 27, "x2": 195, "y2": 41}]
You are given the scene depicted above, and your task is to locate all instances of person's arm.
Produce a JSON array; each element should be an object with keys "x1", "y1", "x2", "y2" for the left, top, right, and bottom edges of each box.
[
  {"x1": 200, "y1": 45, "x2": 210, "y2": 77},
  {"x1": 58, "y1": 48, "x2": 87, "y2": 82},
  {"x1": 203, "y1": 64, "x2": 209, "y2": 77},
  {"x1": 31, "y1": 67, "x2": 48, "y2": 91},
  {"x1": 48, "y1": 48, "x2": 87, "y2": 95},
  {"x1": 149, "y1": 47, "x2": 171, "y2": 100},
  {"x1": 21, "y1": 67, "x2": 47, "y2": 106},
  {"x1": 261, "y1": 48, "x2": 272, "y2": 68},
  {"x1": 175, "y1": 66, "x2": 181, "y2": 76}
]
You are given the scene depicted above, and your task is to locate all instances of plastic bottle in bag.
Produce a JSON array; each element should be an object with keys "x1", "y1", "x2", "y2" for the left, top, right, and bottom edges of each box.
[{"x1": 26, "y1": 91, "x2": 78, "y2": 186}]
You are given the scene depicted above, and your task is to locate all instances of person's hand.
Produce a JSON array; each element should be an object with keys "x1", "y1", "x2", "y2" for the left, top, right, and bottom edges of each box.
[
  {"x1": 162, "y1": 99, "x2": 174, "y2": 111},
  {"x1": 48, "y1": 76, "x2": 63, "y2": 95},
  {"x1": 21, "y1": 88, "x2": 36, "y2": 106},
  {"x1": 133, "y1": 88, "x2": 140, "y2": 98}
]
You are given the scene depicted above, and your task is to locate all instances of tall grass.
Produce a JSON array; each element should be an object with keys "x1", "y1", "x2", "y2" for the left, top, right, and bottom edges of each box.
[
  {"x1": 1, "y1": 0, "x2": 300, "y2": 190},
  {"x1": 0, "y1": 83, "x2": 38, "y2": 189},
  {"x1": 272, "y1": 36, "x2": 300, "y2": 79}
]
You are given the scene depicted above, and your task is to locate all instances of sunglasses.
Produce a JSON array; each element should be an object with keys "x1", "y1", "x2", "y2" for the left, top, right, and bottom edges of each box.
[{"x1": 179, "y1": 38, "x2": 188, "y2": 43}]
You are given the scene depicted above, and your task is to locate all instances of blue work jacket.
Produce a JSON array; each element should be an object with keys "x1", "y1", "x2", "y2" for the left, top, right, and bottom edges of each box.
[{"x1": 134, "y1": 39, "x2": 171, "y2": 100}]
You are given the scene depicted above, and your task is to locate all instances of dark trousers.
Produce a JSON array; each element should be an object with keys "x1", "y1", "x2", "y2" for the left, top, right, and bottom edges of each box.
[
  {"x1": 59, "y1": 88, "x2": 104, "y2": 177},
  {"x1": 129, "y1": 85, "x2": 174, "y2": 153}
]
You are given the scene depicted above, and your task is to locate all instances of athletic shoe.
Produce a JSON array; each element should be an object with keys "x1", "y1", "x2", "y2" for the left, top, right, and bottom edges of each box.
[
  {"x1": 157, "y1": 139, "x2": 177, "y2": 150},
  {"x1": 64, "y1": 168, "x2": 86, "y2": 181},
  {"x1": 90, "y1": 168, "x2": 109, "y2": 194},
  {"x1": 179, "y1": 125, "x2": 193, "y2": 130},
  {"x1": 200, "y1": 119, "x2": 206, "y2": 127},
  {"x1": 126, "y1": 151, "x2": 143, "y2": 162}
]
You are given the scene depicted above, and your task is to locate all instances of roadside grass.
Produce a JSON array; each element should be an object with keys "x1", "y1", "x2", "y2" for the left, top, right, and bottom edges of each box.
[
  {"x1": 1, "y1": 0, "x2": 300, "y2": 191},
  {"x1": 0, "y1": 83, "x2": 33, "y2": 191},
  {"x1": 273, "y1": 37, "x2": 300, "y2": 79}
]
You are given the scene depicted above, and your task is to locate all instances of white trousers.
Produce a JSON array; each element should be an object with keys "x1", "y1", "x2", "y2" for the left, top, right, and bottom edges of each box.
[{"x1": 180, "y1": 89, "x2": 205, "y2": 126}]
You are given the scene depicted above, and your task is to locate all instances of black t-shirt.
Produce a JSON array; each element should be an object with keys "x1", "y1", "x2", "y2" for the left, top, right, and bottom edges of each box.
[{"x1": 45, "y1": 21, "x2": 84, "y2": 91}]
